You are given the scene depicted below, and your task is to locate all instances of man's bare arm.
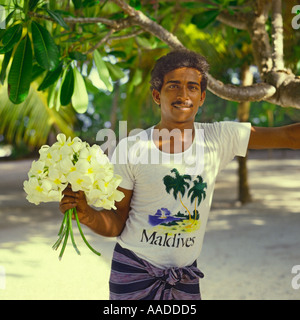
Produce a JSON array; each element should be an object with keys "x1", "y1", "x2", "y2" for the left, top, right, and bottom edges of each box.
[
  {"x1": 59, "y1": 186, "x2": 132, "y2": 237},
  {"x1": 248, "y1": 123, "x2": 300, "y2": 150}
]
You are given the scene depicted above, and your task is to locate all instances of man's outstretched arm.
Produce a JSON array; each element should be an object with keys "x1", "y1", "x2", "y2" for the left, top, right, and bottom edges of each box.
[{"x1": 248, "y1": 123, "x2": 300, "y2": 150}]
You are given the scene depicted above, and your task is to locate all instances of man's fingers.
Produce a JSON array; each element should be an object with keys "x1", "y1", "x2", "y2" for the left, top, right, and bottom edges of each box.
[
  {"x1": 60, "y1": 201, "x2": 77, "y2": 213},
  {"x1": 62, "y1": 188, "x2": 79, "y2": 198}
]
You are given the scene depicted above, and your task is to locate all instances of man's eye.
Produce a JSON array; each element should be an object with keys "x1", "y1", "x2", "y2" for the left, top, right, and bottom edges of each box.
[{"x1": 169, "y1": 85, "x2": 178, "y2": 89}]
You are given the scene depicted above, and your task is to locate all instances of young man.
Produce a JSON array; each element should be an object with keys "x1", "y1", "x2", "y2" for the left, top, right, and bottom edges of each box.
[{"x1": 60, "y1": 50, "x2": 300, "y2": 300}]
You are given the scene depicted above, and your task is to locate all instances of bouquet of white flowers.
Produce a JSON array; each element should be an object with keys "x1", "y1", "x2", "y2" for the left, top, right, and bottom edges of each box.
[{"x1": 23, "y1": 134, "x2": 124, "y2": 260}]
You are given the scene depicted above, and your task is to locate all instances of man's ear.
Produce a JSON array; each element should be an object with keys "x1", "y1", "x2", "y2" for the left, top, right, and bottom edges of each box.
[
  {"x1": 152, "y1": 89, "x2": 161, "y2": 105},
  {"x1": 199, "y1": 91, "x2": 206, "y2": 107}
]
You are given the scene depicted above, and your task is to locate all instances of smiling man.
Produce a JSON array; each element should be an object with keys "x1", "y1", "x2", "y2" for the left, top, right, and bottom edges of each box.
[{"x1": 60, "y1": 49, "x2": 300, "y2": 300}]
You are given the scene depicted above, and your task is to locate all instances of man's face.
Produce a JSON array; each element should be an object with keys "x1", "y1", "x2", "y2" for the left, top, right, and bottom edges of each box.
[{"x1": 152, "y1": 67, "x2": 206, "y2": 126}]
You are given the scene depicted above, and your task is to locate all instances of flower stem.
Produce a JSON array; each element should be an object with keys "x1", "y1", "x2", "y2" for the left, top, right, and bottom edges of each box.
[
  {"x1": 52, "y1": 223, "x2": 67, "y2": 250},
  {"x1": 74, "y1": 207, "x2": 101, "y2": 256},
  {"x1": 57, "y1": 212, "x2": 68, "y2": 236},
  {"x1": 68, "y1": 209, "x2": 81, "y2": 256},
  {"x1": 59, "y1": 225, "x2": 69, "y2": 261}
]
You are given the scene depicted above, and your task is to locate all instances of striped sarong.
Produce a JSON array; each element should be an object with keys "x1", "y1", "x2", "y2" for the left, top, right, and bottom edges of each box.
[{"x1": 109, "y1": 243, "x2": 204, "y2": 300}]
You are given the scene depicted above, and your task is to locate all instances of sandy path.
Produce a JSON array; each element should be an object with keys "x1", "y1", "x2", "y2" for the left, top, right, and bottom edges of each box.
[{"x1": 0, "y1": 150, "x2": 299, "y2": 300}]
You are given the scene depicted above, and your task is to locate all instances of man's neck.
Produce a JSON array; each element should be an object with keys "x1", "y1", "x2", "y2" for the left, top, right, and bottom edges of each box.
[
  {"x1": 153, "y1": 121, "x2": 195, "y2": 154},
  {"x1": 154, "y1": 120, "x2": 194, "y2": 132}
]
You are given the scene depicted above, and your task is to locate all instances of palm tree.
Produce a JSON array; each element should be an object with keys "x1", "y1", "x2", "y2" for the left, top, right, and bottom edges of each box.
[
  {"x1": 163, "y1": 168, "x2": 192, "y2": 220},
  {"x1": 0, "y1": 82, "x2": 76, "y2": 149},
  {"x1": 188, "y1": 175, "x2": 207, "y2": 223}
]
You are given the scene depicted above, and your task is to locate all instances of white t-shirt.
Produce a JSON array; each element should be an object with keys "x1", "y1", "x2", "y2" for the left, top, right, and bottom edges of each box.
[{"x1": 111, "y1": 121, "x2": 251, "y2": 268}]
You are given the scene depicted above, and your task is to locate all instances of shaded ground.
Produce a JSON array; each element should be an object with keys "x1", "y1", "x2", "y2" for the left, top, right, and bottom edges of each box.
[{"x1": 0, "y1": 149, "x2": 299, "y2": 300}]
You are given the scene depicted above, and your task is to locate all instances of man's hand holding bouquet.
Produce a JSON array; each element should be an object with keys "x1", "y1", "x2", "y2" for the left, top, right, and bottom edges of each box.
[{"x1": 23, "y1": 134, "x2": 124, "y2": 260}]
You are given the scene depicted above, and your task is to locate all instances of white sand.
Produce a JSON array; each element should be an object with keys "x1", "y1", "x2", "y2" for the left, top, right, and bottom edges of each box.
[{"x1": 0, "y1": 150, "x2": 299, "y2": 300}]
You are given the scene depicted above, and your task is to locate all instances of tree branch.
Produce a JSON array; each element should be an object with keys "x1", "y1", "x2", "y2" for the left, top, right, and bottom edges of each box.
[
  {"x1": 207, "y1": 74, "x2": 276, "y2": 102},
  {"x1": 29, "y1": 0, "x2": 300, "y2": 109},
  {"x1": 110, "y1": 0, "x2": 184, "y2": 49},
  {"x1": 271, "y1": 0, "x2": 285, "y2": 71},
  {"x1": 217, "y1": 10, "x2": 249, "y2": 30},
  {"x1": 28, "y1": 11, "x2": 133, "y2": 30},
  {"x1": 247, "y1": 0, "x2": 273, "y2": 75},
  {"x1": 84, "y1": 29, "x2": 116, "y2": 54},
  {"x1": 110, "y1": 0, "x2": 279, "y2": 104}
]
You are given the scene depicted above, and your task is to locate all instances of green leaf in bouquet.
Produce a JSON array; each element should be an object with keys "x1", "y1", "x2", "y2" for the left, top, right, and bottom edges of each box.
[
  {"x1": 38, "y1": 62, "x2": 63, "y2": 91},
  {"x1": 94, "y1": 49, "x2": 113, "y2": 92},
  {"x1": 191, "y1": 10, "x2": 220, "y2": 29},
  {"x1": 71, "y1": 66, "x2": 89, "y2": 113},
  {"x1": 0, "y1": 23, "x2": 22, "y2": 54},
  {"x1": 8, "y1": 34, "x2": 33, "y2": 104},
  {"x1": 31, "y1": 21, "x2": 60, "y2": 70},
  {"x1": 45, "y1": 8, "x2": 70, "y2": 30},
  {"x1": 60, "y1": 65, "x2": 74, "y2": 106},
  {"x1": 105, "y1": 61, "x2": 125, "y2": 81}
]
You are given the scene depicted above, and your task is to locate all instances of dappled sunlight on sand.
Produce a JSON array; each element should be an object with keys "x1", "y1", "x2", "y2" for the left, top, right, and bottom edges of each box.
[{"x1": 0, "y1": 151, "x2": 299, "y2": 300}]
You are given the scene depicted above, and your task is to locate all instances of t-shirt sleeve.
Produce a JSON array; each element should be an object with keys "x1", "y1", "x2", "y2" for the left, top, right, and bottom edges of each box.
[
  {"x1": 217, "y1": 121, "x2": 251, "y2": 171},
  {"x1": 111, "y1": 138, "x2": 135, "y2": 190}
]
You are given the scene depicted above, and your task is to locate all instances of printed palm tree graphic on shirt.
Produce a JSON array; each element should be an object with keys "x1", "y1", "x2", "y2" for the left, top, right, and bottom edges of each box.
[
  {"x1": 188, "y1": 175, "x2": 207, "y2": 226},
  {"x1": 148, "y1": 168, "x2": 207, "y2": 232}
]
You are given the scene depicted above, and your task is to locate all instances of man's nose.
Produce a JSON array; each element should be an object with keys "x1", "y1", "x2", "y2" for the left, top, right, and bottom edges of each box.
[{"x1": 177, "y1": 86, "x2": 188, "y2": 99}]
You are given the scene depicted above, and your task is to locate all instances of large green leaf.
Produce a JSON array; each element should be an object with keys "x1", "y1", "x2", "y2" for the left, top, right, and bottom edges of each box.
[
  {"x1": 105, "y1": 61, "x2": 125, "y2": 81},
  {"x1": 191, "y1": 10, "x2": 220, "y2": 29},
  {"x1": 0, "y1": 49, "x2": 12, "y2": 84},
  {"x1": 71, "y1": 67, "x2": 88, "y2": 113},
  {"x1": 45, "y1": 8, "x2": 70, "y2": 30},
  {"x1": 0, "y1": 23, "x2": 22, "y2": 54},
  {"x1": 31, "y1": 21, "x2": 60, "y2": 70},
  {"x1": 60, "y1": 65, "x2": 74, "y2": 106},
  {"x1": 8, "y1": 34, "x2": 33, "y2": 104},
  {"x1": 93, "y1": 50, "x2": 113, "y2": 92},
  {"x1": 38, "y1": 62, "x2": 63, "y2": 91}
]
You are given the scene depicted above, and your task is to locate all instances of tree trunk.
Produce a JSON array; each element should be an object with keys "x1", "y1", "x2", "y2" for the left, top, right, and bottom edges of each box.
[{"x1": 237, "y1": 64, "x2": 253, "y2": 204}]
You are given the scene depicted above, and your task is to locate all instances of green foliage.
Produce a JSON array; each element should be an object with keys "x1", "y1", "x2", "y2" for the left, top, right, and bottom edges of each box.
[
  {"x1": 31, "y1": 20, "x2": 60, "y2": 70},
  {"x1": 0, "y1": 0, "x2": 299, "y2": 155},
  {"x1": 8, "y1": 34, "x2": 33, "y2": 104}
]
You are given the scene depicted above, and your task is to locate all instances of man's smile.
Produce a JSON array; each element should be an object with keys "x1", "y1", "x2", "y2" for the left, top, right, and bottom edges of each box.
[{"x1": 171, "y1": 100, "x2": 193, "y2": 109}]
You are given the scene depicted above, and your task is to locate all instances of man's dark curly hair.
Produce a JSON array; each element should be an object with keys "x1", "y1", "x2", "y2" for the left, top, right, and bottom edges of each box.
[{"x1": 150, "y1": 49, "x2": 210, "y2": 93}]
